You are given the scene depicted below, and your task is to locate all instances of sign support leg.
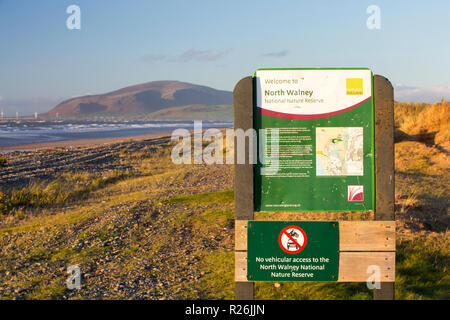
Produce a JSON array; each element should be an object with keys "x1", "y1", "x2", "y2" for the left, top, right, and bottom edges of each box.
[
  {"x1": 373, "y1": 75, "x2": 395, "y2": 300},
  {"x1": 234, "y1": 76, "x2": 255, "y2": 300}
]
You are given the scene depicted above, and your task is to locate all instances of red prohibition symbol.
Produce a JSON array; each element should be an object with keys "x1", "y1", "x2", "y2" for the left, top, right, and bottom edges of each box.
[{"x1": 278, "y1": 226, "x2": 307, "y2": 254}]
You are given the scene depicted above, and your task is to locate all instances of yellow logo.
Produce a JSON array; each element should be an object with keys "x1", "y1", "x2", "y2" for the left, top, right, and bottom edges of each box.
[{"x1": 346, "y1": 78, "x2": 363, "y2": 95}]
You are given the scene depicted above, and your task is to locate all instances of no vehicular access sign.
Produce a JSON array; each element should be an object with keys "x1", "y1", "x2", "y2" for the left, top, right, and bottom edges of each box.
[
  {"x1": 247, "y1": 221, "x2": 339, "y2": 281},
  {"x1": 278, "y1": 226, "x2": 307, "y2": 254}
]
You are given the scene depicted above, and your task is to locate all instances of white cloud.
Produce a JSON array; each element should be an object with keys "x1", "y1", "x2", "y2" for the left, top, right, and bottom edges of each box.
[
  {"x1": 179, "y1": 48, "x2": 231, "y2": 62},
  {"x1": 139, "y1": 49, "x2": 231, "y2": 64},
  {"x1": 394, "y1": 84, "x2": 450, "y2": 103},
  {"x1": 139, "y1": 53, "x2": 168, "y2": 63},
  {"x1": 262, "y1": 50, "x2": 290, "y2": 58}
]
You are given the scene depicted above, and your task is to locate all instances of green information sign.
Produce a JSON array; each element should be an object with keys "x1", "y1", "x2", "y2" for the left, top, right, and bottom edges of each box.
[
  {"x1": 247, "y1": 221, "x2": 339, "y2": 281},
  {"x1": 254, "y1": 68, "x2": 374, "y2": 211}
]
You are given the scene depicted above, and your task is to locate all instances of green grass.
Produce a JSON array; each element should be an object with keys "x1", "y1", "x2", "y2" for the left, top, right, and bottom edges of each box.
[
  {"x1": 27, "y1": 247, "x2": 53, "y2": 262},
  {"x1": 10, "y1": 275, "x2": 69, "y2": 300},
  {"x1": 256, "y1": 282, "x2": 371, "y2": 300},
  {"x1": 198, "y1": 250, "x2": 234, "y2": 299},
  {"x1": 159, "y1": 190, "x2": 234, "y2": 235},
  {"x1": 395, "y1": 234, "x2": 449, "y2": 299},
  {"x1": 30, "y1": 284, "x2": 67, "y2": 300},
  {"x1": 192, "y1": 209, "x2": 232, "y2": 224},
  {"x1": 160, "y1": 190, "x2": 234, "y2": 205}
]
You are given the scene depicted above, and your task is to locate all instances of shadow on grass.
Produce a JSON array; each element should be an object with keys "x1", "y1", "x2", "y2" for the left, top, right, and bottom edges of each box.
[{"x1": 396, "y1": 236, "x2": 449, "y2": 300}]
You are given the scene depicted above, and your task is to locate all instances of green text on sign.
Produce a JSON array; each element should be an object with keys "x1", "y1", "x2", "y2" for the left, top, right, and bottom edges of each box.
[{"x1": 247, "y1": 221, "x2": 339, "y2": 281}]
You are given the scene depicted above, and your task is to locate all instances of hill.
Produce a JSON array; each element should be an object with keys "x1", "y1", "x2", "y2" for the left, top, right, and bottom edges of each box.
[{"x1": 43, "y1": 81, "x2": 233, "y2": 117}]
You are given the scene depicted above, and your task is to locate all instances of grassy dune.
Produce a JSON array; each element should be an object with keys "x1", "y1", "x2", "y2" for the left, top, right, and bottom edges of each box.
[
  {"x1": 0, "y1": 100, "x2": 448, "y2": 299},
  {"x1": 147, "y1": 104, "x2": 233, "y2": 120},
  {"x1": 395, "y1": 99, "x2": 450, "y2": 146}
]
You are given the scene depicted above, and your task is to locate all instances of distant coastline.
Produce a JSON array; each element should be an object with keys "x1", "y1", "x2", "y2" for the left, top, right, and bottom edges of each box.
[
  {"x1": 0, "y1": 131, "x2": 172, "y2": 152},
  {"x1": 0, "y1": 119, "x2": 232, "y2": 151}
]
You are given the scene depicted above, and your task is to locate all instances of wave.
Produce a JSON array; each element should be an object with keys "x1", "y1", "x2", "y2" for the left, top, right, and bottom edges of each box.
[{"x1": 0, "y1": 120, "x2": 233, "y2": 147}]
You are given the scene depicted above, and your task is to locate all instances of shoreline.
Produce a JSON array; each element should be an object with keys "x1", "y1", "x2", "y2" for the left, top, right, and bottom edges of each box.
[{"x1": 0, "y1": 131, "x2": 174, "y2": 152}]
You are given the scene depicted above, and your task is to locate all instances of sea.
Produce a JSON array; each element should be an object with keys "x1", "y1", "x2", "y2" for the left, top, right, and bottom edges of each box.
[{"x1": 0, "y1": 119, "x2": 233, "y2": 148}]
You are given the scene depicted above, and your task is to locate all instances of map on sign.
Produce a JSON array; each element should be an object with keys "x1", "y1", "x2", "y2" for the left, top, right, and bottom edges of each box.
[{"x1": 316, "y1": 127, "x2": 364, "y2": 176}]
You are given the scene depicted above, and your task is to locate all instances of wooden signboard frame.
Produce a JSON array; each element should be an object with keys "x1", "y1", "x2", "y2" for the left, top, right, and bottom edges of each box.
[{"x1": 234, "y1": 74, "x2": 395, "y2": 300}]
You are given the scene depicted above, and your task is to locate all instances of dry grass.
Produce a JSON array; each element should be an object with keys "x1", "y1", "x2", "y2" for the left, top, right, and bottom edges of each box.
[
  {"x1": 394, "y1": 99, "x2": 449, "y2": 235},
  {"x1": 0, "y1": 170, "x2": 133, "y2": 217},
  {"x1": 395, "y1": 99, "x2": 450, "y2": 145},
  {"x1": 394, "y1": 99, "x2": 449, "y2": 234}
]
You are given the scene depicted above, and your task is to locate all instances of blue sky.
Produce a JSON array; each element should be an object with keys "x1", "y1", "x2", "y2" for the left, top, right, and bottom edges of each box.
[{"x1": 1, "y1": 0, "x2": 449, "y2": 115}]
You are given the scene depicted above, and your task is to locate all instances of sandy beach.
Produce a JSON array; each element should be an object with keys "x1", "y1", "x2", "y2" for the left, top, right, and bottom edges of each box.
[{"x1": 0, "y1": 131, "x2": 174, "y2": 152}]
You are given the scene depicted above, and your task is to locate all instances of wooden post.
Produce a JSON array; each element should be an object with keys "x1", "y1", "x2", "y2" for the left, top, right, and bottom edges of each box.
[
  {"x1": 373, "y1": 75, "x2": 395, "y2": 300},
  {"x1": 234, "y1": 76, "x2": 254, "y2": 299}
]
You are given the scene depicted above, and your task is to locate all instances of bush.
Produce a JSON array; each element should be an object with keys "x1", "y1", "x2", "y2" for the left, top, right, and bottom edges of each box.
[
  {"x1": 0, "y1": 191, "x2": 10, "y2": 215},
  {"x1": 0, "y1": 157, "x2": 7, "y2": 167}
]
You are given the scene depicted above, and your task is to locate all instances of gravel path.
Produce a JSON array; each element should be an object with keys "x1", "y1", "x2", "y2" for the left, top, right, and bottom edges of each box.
[{"x1": 0, "y1": 137, "x2": 171, "y2": 188}]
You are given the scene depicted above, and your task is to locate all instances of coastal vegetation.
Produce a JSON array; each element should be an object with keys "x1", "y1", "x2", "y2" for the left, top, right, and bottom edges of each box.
[
  {"x1": 395, "y1": 99, "x2": 449, "y2": 145},
  {"x1": 0, "y1": 100, "x2": 448, "y2": 299},
  {"x1": 0, "y1": 170, "x2": 132, "y2": 216}
]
